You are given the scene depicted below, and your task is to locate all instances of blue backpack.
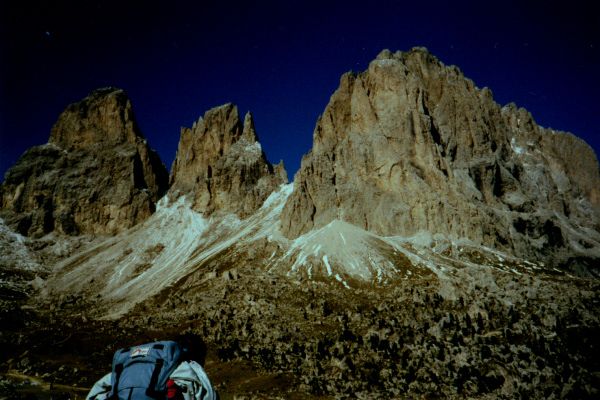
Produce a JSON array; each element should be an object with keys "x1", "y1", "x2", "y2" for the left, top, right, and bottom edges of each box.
[{"x1": 110, "y1": 341, "x2": 185, "y2": 399}]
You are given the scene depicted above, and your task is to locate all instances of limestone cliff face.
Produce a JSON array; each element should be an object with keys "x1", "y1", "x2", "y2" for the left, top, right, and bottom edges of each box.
[
  {"x1": 169, "y1": 103, "x2": 287, "y2": 217},
  {"x1": 0, "y1": 88, "x2": 169, "y2": 236},
  {"x1": 280, "y1": 48, "x2": 600, "y2": 267}
]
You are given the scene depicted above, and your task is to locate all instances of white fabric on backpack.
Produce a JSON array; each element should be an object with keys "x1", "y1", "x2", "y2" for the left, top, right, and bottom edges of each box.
[
  {"x1": 85, "y1": 361, "x2": 217, "y2": 400},
  {"x1": 87, "y1": 372, "x2": 111, "y2": 400},
  {"x1": 170, "y1": 360, "x2": 218, "y2": 400}
]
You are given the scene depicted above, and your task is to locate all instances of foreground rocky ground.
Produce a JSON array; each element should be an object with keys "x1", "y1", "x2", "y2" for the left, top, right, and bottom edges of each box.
[{"x1": 1, "y1": 257, "x2": 599, "y2": 399}]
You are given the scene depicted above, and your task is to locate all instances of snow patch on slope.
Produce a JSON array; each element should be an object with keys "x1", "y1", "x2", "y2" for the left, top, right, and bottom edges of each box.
[
  {"x1": 0, "y1": 218, "x2": 41, "y2": 272},
  {"x1": 52, "y1": 195, "x2": 209, "y2": 317},
  {"x1": 46, "y1": 181, "x2": 560, "y2": 317},
  {"x1": 49, "y1": 184, "x2": 295, "y2": 317},
  {"x1": 274, "y1": 219, "x2": 420, "y2": 285}
]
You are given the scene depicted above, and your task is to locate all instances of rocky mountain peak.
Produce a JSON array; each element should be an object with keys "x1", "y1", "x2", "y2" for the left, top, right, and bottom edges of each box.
[
  {"x1": 281, "y1": 48, "x2": 600, "y2": 272},
  {"x1": 49, "y1": 87, "x2": 143, "y2": 150},
  {"x1": 242, "y1": 111, "x2": 258, "y2": 142},
  {"x1": 373, "y1": 47, "x2": 448, "y2": 76},
  {"x1": 169, "y1": 104, "x2": 287, "y2": 217},
  {"x1": 375, "y1": 46, "x2": 431, "y2": 60},
  {"x1": 0, "y1": 88, "x2": 168, "y2": 236}
]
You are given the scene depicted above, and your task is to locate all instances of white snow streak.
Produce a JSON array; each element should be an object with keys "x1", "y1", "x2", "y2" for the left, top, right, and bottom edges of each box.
[
  {"x1": 511, "y1": 137, "x2": 525, "y2": 155},
  {"x1": 323, "y1": 255, "x2": 333, "y2": 276}
]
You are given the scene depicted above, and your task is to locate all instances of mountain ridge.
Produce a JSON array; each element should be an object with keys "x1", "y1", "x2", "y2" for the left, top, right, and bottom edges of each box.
[
  {"x1": 1, "y1": 47, "x2": 599, "y2": 399},
  {"x1": 1, "y1": 47, "x2": 598, "y2": 279}
]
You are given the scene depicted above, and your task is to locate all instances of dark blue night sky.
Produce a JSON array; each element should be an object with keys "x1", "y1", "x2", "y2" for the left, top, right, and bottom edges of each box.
[{"x1": 1, "y1": 0, "x2": 598, "y2": 180}]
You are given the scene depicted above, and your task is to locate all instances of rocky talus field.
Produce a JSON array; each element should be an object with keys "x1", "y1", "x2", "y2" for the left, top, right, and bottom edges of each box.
[
  {"x1": 1, "y1": 247, "x2": 598, "y2": 399},
  {"x1": 1, "y1": 48, "x2": 599, "y2": 399}
]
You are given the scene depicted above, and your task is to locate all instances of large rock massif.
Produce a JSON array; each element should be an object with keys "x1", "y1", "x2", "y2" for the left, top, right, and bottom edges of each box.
[
  {"x1": 1, "y1": 48, "x2": 600, "y2": 399},
  {"x1": 281, "y1": 48, "x2": 600, "y2": 270},
  {"x1": 0, "y1": 88, "x2": 169, "y2": 236},
  {"x1": 169, "y1": 103, "x2": 287, "y2": 217}
]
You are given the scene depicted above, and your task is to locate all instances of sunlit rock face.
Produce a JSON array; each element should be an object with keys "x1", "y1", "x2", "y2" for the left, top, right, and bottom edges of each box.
[
  {"x1": 281, "y1": 47, "x2": 600, "y2": 272},
  {"x1": 169, "y1": 103, "x2": 287, "y2": 218},
  {"x1": 0, "y1": 88, "x2": 169, "y2": 236}
]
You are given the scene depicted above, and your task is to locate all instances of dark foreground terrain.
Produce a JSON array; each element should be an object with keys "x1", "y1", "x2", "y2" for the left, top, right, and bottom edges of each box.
[{"x1": 1, "y1": 261, "x2": 599, "y2": 399}]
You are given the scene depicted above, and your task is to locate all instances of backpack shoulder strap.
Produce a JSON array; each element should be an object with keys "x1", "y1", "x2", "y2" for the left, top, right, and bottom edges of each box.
[
  {"x1": 145, "y1": 357, "x2": 165, "y2": 398},
  {"x1": 110, "y1": 347, "x2": 130, "y2": 397},
  {"x1": 147, "y1": 341, "x2": 182, "y2": 395}
]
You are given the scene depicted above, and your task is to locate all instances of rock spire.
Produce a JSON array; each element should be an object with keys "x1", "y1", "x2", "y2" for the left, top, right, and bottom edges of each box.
[{"x1": 169, "y1": 103, "x2": 287, "y2": 217}]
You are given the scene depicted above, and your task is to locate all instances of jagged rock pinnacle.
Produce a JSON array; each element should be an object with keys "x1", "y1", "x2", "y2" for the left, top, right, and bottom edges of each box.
[
  {"x1": 242, "y1": 111, "x2": 258, "y2": 142},
  {"x1": 169, "y1": 103, "x2": 287, "y2": 217}
]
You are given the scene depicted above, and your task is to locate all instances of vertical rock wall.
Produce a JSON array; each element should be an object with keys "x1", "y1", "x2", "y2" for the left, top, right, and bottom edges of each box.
[{"x1": 280, "y1": 48, "x2": 600, "y2": 267}]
